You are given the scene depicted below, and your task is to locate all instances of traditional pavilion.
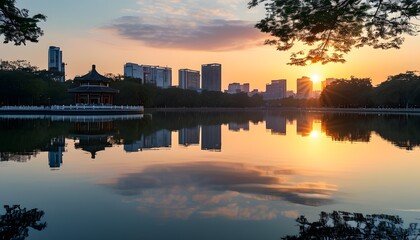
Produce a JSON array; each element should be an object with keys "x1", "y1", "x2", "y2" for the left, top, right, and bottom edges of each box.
[{"x1": 68, "y1": 65, "x2": 119, "y2": 105}]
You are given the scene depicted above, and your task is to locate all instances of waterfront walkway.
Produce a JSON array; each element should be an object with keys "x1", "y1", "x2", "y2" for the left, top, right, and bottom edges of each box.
[{"x1": 0, "y1": 105, "x2": 144, "y2": 115}]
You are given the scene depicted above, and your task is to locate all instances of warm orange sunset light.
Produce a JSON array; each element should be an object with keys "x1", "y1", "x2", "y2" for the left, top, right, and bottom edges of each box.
[
  {"x1": 311, "y1": 74, "x2": 321, "y2": 83},
  {"x1": 310, "y1": 130, "x2": 320, "y2": 139}
]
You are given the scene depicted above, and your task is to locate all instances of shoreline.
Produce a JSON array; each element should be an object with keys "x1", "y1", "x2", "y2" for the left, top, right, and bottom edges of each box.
[
  {"x1": 146, "y1": 107, "x2": 420, "y2": 115},
  {"x1": 0, "y1": 105, "x2": 144, "y2": 115}
]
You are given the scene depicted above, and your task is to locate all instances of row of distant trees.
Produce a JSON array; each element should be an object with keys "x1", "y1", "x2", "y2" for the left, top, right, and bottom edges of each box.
[{"x1": 0, "y1": 60, "x2": 418, "y2": 108}]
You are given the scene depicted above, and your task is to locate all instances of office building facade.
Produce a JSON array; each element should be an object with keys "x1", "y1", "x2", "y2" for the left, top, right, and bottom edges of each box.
[
  {"x1": 179, "y1": 69, "x2": 200, "y2": 90},
  {"x1": 297, "y1": 76, "x2": 313, "y2": 99},
  {"x1": 48, "y1": 46, "x2": 65, "y2": 82},
  {"x1": 201, "y1": 63, "x2": 221, "y2": 92},
  {"x1": 124, "y1": 63, "x2": 143, "y2": 79},
  {"x1": 124, "y1": 63, "x2": 172, "y2": 88},
  {"x1": 264, "y1": 79, "x2": 287, "y2": 100},
  {"x1": 227, "y1": 83, "x2": 250, "y2": 94}
]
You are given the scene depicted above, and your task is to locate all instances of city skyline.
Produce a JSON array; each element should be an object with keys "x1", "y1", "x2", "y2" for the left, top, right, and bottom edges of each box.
[
  {"x1": 44, "y1": 48, "x2": 359, "y2": 97},
  {"x1": 1, "y1": 0, "x2": 418, "y2": 92}
]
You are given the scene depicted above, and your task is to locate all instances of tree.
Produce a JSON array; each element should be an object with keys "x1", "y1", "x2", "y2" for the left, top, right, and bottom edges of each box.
[
  {"x1": 0, "y1": 59, "x2": 38, "y2": 72},
  {"x1": 248, "y1": 0, "x2": 419, "y2": 66},
  {"x1": 320, "y1": 77, "x2": 373, "y2": 107},
  {"x1": 0, "y1": 0, "x2": 46, "y2": 45},
  {"x1": 372, "y1": 71, "x2": 420, "y2": 107}
]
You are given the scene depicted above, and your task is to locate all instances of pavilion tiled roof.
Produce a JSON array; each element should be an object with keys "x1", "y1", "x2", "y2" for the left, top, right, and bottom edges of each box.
[{"x1": 74, "y1": 65, "x2": 111, "y2": 83}]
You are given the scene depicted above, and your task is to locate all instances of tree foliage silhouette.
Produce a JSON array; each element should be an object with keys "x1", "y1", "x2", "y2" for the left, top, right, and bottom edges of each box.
[
  {"x1": 0, "y1": 0, "x2": 46, "y2": 45},
  {"x1": 248, "y1": 0, "x2": 419, "y2": 66},
  {"x1": 320, "y1": 77, "x2": 373, "y2": 107},
  {"x1": 0, "y1": 205, "x2": 47, "y2": 240}
]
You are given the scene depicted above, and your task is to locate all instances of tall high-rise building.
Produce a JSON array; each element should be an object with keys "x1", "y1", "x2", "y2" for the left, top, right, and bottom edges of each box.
[
  {"x1": 124, "y1": 63, "x2": 142, "y2": 79},
  {"x1": 201, "y1": 63, "x2": 221, "y2": 92},
  {"x1": 124, "y1": 63, "x2": 172, "y2": 88},
  {"x1": 264, "y1": 79, "x2": 287, "y2": 100},
  {"x1": 48, "y1": 46, "x2": 65, "y2": 82},
  {"x1": 179, "y1": 69, "x2": 200, "y2": 90},
  {"x1": 297, "y1": 76, "x2": 313, "y2": 99}
]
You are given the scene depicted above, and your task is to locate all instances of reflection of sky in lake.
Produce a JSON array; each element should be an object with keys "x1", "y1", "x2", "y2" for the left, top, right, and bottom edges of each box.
[
  {"x1": 104, "y1": 162, "x2": 336, "y2": 219},
  {"x1": 1, "y1": 112, "x2": 420, "y2": 239}
]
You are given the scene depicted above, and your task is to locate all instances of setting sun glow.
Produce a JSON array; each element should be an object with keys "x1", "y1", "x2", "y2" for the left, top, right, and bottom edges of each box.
[{"x1": 311, "y1": 74, "x2": 321, "y2": 83}]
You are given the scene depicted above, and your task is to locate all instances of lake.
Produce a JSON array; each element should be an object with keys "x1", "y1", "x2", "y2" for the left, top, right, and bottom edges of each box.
[{"x1": 1, "y1": 110, "x2": 419, "y2": 239}]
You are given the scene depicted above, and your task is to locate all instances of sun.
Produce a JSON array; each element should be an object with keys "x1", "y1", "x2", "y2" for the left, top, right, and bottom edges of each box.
[{"x1": 311, "y1": 74, "x2": 321, "y2": 83}]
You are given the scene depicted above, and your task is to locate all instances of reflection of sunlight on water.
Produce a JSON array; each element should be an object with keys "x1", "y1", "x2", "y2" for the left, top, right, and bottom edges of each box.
[{"x1": 310, "y1": 130, "x2": 320, "y2": 139}]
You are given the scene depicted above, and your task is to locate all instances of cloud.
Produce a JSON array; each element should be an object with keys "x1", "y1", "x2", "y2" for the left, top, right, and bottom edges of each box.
[
  {"x1": 106, "y1": 17, "x2": 265, "y2": 51},
  {"x1": 104, "y1": 0, "x2": 265, "y2": 51},
  {"x1": 103, "y1": 162, "x2": 337, "y2": 219}
]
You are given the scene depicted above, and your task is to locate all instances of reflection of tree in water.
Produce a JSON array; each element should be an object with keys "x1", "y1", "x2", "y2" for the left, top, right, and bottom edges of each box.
[
  {"x1": 283, "y1": 211, "x2": 419, "y2": 240},
  {"x1": 321, "y1": 114, "x2": 372, "y2": 142},
  {"x1": 0, "y1": 205, "x2": 47, "y2": 240},
  {"x1": 0, "y1": 152, "x2": 39, "y2": 163},
  {"x1": 321, "y1": 113, "x2": 420, "y2": 150},
  {"x1": 371, "y1": 115, "x2": 420, "y2": 151}
]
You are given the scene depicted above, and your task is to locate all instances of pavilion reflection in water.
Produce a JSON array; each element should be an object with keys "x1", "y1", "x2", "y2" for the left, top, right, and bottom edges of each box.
[{"x1": 70, "y1": 121, "x2": 115, "y2": 159}]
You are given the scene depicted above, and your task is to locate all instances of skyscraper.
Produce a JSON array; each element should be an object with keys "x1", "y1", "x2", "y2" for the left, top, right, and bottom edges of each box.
[
  {"x1": 201, "y1": 63, "x2": 221, "y2": 92},
  {"x1": 297, "y1": 76, "x2": 313, "y2": 99},
  {"x1": 264, "y1": 79, "x2": 287, "y2": 100},
  {"x1": 179, "y1": 69, "x2": 200, "y2": 90},
  {"x1": 124, "y1": 63, "x2": 142, "y2": 79},
  {"x1": 48, "y1": 46, "x2": 65, "y2": 82}
]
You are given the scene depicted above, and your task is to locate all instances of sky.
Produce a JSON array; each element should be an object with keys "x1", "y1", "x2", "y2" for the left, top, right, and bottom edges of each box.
[{"x1": 1, "y1": 0, "x2": 419, "y2": 91}]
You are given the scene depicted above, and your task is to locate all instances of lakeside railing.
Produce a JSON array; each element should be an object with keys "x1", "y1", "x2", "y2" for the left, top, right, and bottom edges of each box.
[{"x1": 0, "y1": 105, "x2": 143, "y2": 111}]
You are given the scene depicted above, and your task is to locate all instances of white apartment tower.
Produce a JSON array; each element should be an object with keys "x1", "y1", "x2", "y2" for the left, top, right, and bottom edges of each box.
[
  {"x1": 124, "y1": 63, "x2": 172, "y2": 88},
  {"x1": 48, "y1": 46, "x2": 65, "y2": 82}
]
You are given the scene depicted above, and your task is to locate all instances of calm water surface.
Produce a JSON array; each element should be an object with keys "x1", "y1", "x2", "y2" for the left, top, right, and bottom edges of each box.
[{"x1": 1, "y1": 111, "x2": 419, "y2": 239}]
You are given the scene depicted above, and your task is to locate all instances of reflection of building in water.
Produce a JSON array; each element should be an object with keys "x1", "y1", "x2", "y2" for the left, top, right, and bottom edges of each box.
[
  {"x1": 71, "y1": 121, "x2": 115, "y2": 159},
  {"x1": 228, "y1": 122, "x2": 250, "y2": 132},
  {"x1": 265, "y1": 112, "x2": 286, "y2": 135},
  {"x1": 124, "y1": 129, "x2": 172, "y2": 152},
  {"x1": 179, "y1": 127, "x2": 200, "y2": 146},
  {"x1": 201, "y1": 125, "x2": 221, "y2": 151},
  {"x1": 296, "y1": 114, "x2": 313, "y2": 136},
  {"x1": 46, "y1": 136, "x2": 65, "y2": 169}
]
